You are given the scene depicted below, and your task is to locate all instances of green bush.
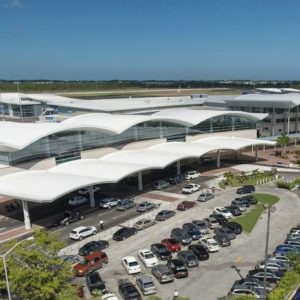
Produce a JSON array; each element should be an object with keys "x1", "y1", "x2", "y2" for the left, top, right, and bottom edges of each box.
[
  {"x1": 276, "y1": 181, "x2": 295, "y2": 190},
  {"x1": 146, "y1": 297, "x2": 162, "y2": 300}
]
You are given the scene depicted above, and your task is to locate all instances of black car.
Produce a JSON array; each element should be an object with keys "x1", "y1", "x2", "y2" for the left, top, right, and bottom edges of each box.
[
  {"x1": 177, "y1": 250, "x2": 199, "y2": 268},
  {"x1": 210, "y1": 213, "x2": 228, "y2": 225},
  {"x1": 188, "y1": 244, "x2": 209, "y2": 260},
  {"x1": 214, "y1": 227, "x2": 236, "y2": 240},
  {"x1": 155, "y1": 210, "x2": 176, "y2": 221},
  {"x1": 150, "y1": 243, "x2": 172, "y2": 260},
  {"x1": 167, "y1": 259, "x2": 188, "y2": 278},
  {"x1": 78, "y1": 240, "x2": 109, "y2": 256},
  {"x1": 171, "y1": 228, "x2": 192, "y2": 245},
  {"x1": 248, "y1": 269, "x2": 284, "y2": 284},
  {"x1": 240, "y1": 195, "x2": 257, "y2": 205},
  {"x1": 222, "y1": 222, "x2": 243, "y2": 235},
  {"x1": 113, "y1": 227, "x2": 137, "y2": 241},
  {"x1": 234, "y1": 197, "x2": 251, "y2": 207},
  {"x1": 169, "y1": 174, "x2": 184, "y2": 184},
  {"x1": 182, "y1": 223, "x2": 202, "y2": 240},
  {"x1": 236, "y1": 185, "x2": 255, "y2": 194},
  {"x1": 53, "y1": 210, "x2": 84, "y2": 226},
  {"x1": 86, "y1": 272, "x2": 106, "y2": 296},
  {"x1": 213, "y1": 233, "x2": 231, "y2": 247},
  {"x1": 226, "y1": 205, "x2": 242, "y2": 216},
  {"x1": 118, "y1": 280, "x2": 142, "y2": 300}
]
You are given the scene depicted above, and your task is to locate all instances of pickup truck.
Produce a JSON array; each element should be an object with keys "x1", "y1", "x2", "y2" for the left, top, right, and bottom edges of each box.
[{"x1": 182, "y1": 183, "x2": 201, "y2": 194}]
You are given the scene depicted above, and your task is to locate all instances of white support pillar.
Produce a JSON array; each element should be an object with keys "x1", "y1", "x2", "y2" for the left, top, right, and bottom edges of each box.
[
  {"x1": 287, "y1": 108, "x2": 290, "y2": 135},
  {"x1": 217, "y1": 150, "x2": 221, "y2": 168},
  {"x1": 159, "y1": 121, "x2": 163, "y2": 139},
  {"x1": 177, "y1": 161, "x2": 181, "y2": 175},
  {"x1": 138, "y1": 172, "x2": 143, "y2": 192},
  {"x1": 88, "y1": 186, "x2": 95, "y2": 208},
  {"x1": 255, "y1": 146, "x2": 258, "y2": 161},
  {"x1": 22, "y1": 200, "x2": 31, "y2": 230}
]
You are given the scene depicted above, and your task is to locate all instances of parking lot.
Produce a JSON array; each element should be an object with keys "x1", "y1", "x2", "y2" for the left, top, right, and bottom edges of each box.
[{"x1": 69, "y1": 183, "x2": 300, "y2": 300}]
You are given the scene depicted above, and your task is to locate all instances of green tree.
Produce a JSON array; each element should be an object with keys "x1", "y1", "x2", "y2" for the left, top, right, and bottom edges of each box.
[
  {"x1": 0, "y1": 229, "x2": 80, "y2": 300},
  {"x1": 250, "y1": 168, "x2": 260, "y2": 178},
  {"x1": 238, "y1": 171, "x2": 248, "y2": 185},
  {"x1": 277, "y1": 134, "x2": 290, "y2": 156},
  {"x1": 223, "y1": 171, "x2": 235, "y2": 186}
]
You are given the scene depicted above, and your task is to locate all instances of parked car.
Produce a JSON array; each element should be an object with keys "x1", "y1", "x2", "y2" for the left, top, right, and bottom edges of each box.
[
  {"x1": 161, "y1": 238, "x2": 181, "y2": 252},
  {"x1": 188, "y1": 244, "x2": 209, "y2": 260},
  {"x1": 116, "y1": 198, "x2": 135, "y2": 211},
  {"x1": 256, "y1": 260, "x2": 289, "y2": 272},
  {"x1": 113, "y1": 227, "x2": 137, "y2": 241},
  {"x1": 273, "y1": 161, "x2": 289, "y2": 168},
  {"x1": 239, "y1": 195, "x2": 257, "y2": 205},
  {"x1": 153, "y1": 180, "x2": 169, "y2": 190},
  {"x1": 118, "y1": 280, "x2": 142, "y2": 300},
  {"x1": 210, "y1": 213, "x2": 228, "y2": 225},
  {"x1": 236, "y1": 185, "x2": 255, "y2": 194},
  {"x1": 197, "y1": 192, "x2": 215, "y2": 202},
  {"x1": 99, "y1": 197, "x2": 120, "y2": 209},
  {"x1": 185, "y1": 170, "x2": 200, "y2": 180},
  {"x1": 155, "y1": 210, "x2": 176, "y2": 221},
  {"x1": 201, "y1": 156, "x2": 215, "y2": 163},
  {"x1": 136, "y1": 201, "x2": 156, "y2": 212},
  {"x1": 68, "y1": 195, "x2": 89, "y2": 207},
  {"x1": 171, "y1": 228, "x2": 192, "y2": 245},
  {"x1": 177, "y1": 200, "x2": 196, "y2": 211},
  {"x1": 199, "y1": 237, "x2": 220, "y2": 253},
  {"x1": 169, "y1": 174, "x2": 184, "y2": 184},
  {"x1": 73, "y1": 251, "x2": 108, "y2": 276},
  {"x1": 151, "y1": 264, "x2": 174, "y2": 283},
  {"x1": 285, "y1": 240, "x2": 300, "y2": 249},
  {"x1": 86, "y1": 272, "x2": 106, "y2": 296},
  {"x1": 78, "y1": 186, "x2": 101, "y2": 195},
  {"x1": 79, "y1": 240, "x2": 109, "y2": 256},
  {"x1": 213, "y1": 233, "x2": 231, "y2": 247},
  {"x1": 182, "y1": 183, "x2": 201, "y2": 194},
  {"x1": 60, "y1": 254, "x2": 81, "y2": 266},
  {"x1": 233, "y1": 197, "x2": 251, "y2": 207},
  {"x1": 235, "y1": 277, "x2": 272, "y2": 293},
  {"x1": 229, "y1": 284, "x2": 263, "y2": 299},
  {"x1": 222, "y1": 222, "x2": 243, "y2": 235},
  {"x1": 134, "y1": 219, "x2": 156, "y2": 230},
  {"x1": 136, "y1": 275, "x2": 156, "y2": 296},
  {"x1": 138, "y1": 249, "x2": 158, "y2": 268},
  {"x1": 53, "y1": 210, "x2": 84, "y2": 226},
  {"x1": 204, "y1": 217, "x2": 219, "y2": 229},
  {"x1": 226, "y1": 205, "x2": 242, "y2": 216},
  {"x1": 182, "y1": 223, "x2": 201, "y2": 240},
  {"x1": 231, "y1": 199, "x2": 247, "y2": 212},
  {"x1": 213, "y1": 207, "x2": 233, "y2": 219},
  {"x1": 214, "y1": 227, "x2": 236, "y2": 240},
  {"x1": 248, "y1": 269, "x2": 284, "y2": 284},
  {"x1": 150, "y1": 243, "x2": 172, "y2": 261},
  {"x1": 275, "y1": 244, "x2": 300, "y2": 256},
  {"x1": 177, "y1": 250, "x2": 199, "y2": 268},
  {"x1": 167, "y1": 259, "x2": 188, "y2": 278},
  {"x1": 70, "y1": 226, "x2": 97, "y2": 241},
  {"x1": 121, "y1": 256, "x2": 141, "y2": 274},
  {"x1": 268, "y1": 255, "x2": 290, "y2": 264},
  {"x1": 192, "y1": 220, "x2": 209, "y2": 234}
]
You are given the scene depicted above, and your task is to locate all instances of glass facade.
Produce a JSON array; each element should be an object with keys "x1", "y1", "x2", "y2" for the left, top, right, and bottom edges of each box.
[{"x1": 0, "y1": 117, "x2": 256, "y2": 165}]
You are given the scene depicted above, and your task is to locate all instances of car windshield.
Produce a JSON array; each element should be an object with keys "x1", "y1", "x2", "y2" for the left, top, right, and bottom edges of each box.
[
  {"x1": 187, "y1": 255, "x2": 195, "y2": 261},
  {"x1": 128, "y1": 261, "x2": 138, "y2": 267},
  {"x1": 176, "y1": 265, "x2": 186, "y2": 270},
  {"x1": 81, "y1": 258, "x2": 89, "y2": 266},
  {"x1": 209, "y1": 241, "x2": 218, "y2": 246},
  {"x1": 145, "y1": 253, "x2": 154, "y2": 259},
  {"x1": 143, "y1": 282, "x2": 154, "y2": 288},
  {"x1": 170, "y1": 239, "x2": 178, "y2": 244}
]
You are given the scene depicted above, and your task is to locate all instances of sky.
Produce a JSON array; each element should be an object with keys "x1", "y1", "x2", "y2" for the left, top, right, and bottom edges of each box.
[{"x1": 0, "y1": 0, "x2": 300, "y2": 80}]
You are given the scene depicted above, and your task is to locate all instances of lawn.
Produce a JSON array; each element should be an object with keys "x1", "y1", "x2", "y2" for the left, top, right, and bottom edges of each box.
[
  {"x1": 234, "y1": 193, "x2": 279, "y2": 233},
  {"x1": 219, "y1": 177, "x2": 265, "y2": 189}
]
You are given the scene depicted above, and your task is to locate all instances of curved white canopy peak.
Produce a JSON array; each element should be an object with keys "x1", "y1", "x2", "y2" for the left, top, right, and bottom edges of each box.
[
  {"x1": 0, "y1": 136, "x2": 275, "y2": 202},
  {"x1": 0, "y1": 109, "x2": 266, "y2": 151}
]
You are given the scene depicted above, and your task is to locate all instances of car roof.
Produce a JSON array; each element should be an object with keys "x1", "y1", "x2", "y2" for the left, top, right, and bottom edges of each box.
[
  {"x1": 139, "y1": 249, "x2": 151, "y2": 254},
  {"x1": 72, "y1": 226, "x2": 88, "y2": 231},
  {"x1": 137, "y1": 275, "x2": 153, "y2": 283},
  {"x1": 122, "y1": 256, "x2": 137, "y2": 262}
]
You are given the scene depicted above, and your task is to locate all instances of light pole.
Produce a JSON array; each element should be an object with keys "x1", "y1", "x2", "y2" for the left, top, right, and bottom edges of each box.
[
  {"x1": 0, "y1": 236, "x2": 34, "y2": 300},
  {"x1": 263, "y1": 203, "x2": 276, "y2": 299}
]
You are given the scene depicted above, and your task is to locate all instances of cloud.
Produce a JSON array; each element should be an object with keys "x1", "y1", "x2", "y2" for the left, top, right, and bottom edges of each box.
[{"x1": 4, "y1": 0, "x2": 22, "y2": 7}]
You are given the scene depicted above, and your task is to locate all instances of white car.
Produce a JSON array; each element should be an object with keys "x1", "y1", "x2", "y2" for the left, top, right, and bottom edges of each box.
[
  {"x1": 182, "y1": 183, "x2": 201, "y2": 194},
  {"x1": 185, "y1": 170, "x2": 200, "y2": 180},
  {"x1": 273, "y1": 162, "x2": 289, "y2": 168},
  {"x1": 68, "y1": 195, "x2": 88, "y2": 206},
  {"x1": 199, "y1": 237, "x2": 220, "y2": 253},
  {"x1": 99, "y1": 197, "x2": 120, "y2": 209},
  {"x1": 78, "y1": 186, "x2": 101, "y2": 195},
  {"x1": 121, "y1": 256, "x2": 141, "y2": 275},
  {"x1": 138, "y1": 249, "x2": 158, "y2": 268},
  {"x1": 69, "y1": 226, "x2": 97, "y2": 240},
  {"x1": 102, "y1": 293, "x2": 119, "y2": 300},
  {"x1": 213, "y1": 207, "x2": 233, "y2": 219}
]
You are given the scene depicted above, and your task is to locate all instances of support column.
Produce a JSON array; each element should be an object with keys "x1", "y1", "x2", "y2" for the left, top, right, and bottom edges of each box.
[
  {"x1": 177, "y1": 161, "x2": 181, "y2": 175},
  {"x1": 216, "y1": 150, "x2": 221, "y2": 168},
  {"x1": 77, "y1": 131, "x2": 83, "y2": 151},
  {"x1": 88, "y1": 186, "x2": 95, "y2": 208},
  {"x1": 159, "y1": 121, "x2": 163, "y2": 139},
  {"x1": 22, "y1": 200, "x2": 31, "y2": 230},
  {"x1": 210, "y1": 118, "x2": 213, "y2": 133},
  {"x1": 255, "y1": 146, "x2": 258, "y2": 161},
  {"x1": 138, "y1": 172, "x2": 143, "y2": 192},
  {"x1": 287, "y1": 108, "x2": 290, "y2": 135},
  {"x1": 231, "y1": 116, "x2": 235, "y2": 131},
  {"x1": 271, "y1": 107, "x2": 275, "y2": 137}
]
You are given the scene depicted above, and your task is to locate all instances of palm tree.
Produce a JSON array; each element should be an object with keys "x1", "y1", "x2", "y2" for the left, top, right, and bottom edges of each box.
[
  {"x1": 277, "y1": 134, "x2": 290, "y2": 156},
  {"x1": 223, "y1": 171, "x2": 235, "y2": 186},
  {"x1": 238, "y1": 171, "x2": 248, "y2": 185},
  {"x1": 251, "y1": 168, "x2": 260, "y2": 179}
]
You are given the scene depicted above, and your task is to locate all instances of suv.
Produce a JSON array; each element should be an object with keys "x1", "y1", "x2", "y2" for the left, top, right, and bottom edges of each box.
[
  {"x1": 182, "y1": 223, "x2": 201, "y2": 240},
  {"x1": 116, "y1": 198, "x2": 135, "y2": 211},
  {"x1": 188, "y1": 244, "x2": 209, "y2": 260},
  {"x1": 236, "y1": 185, "x2": 255, "y2": 194},
  {"x1": 86, "y1": 272, "x2": 106, "y2": 296},
  {"x1": 153, "y1": 180, "x2": 169, "y2": 190},
  {"x1": 99, "y1": 197, "x2": 119, "y2": 209},
  {"x1": 136, "y1": 201, "x2": 156, "y2": 212},
  {"x1": 171, "y1": 228, "x2": 192, "y2": 245},
  {"x1": 73, "y1": 251, "x2": 108, "y2": 276},
  {"x1": 118, "y1": 280, "x2": 142, "y2": 300},
  {"x1": 169, "y1": 175, "x2": 184, "y2": 184},
  {"x1": 78, "y1": 240, "x2": 109, "y2": 256},
  {"x1": 213, "y1": 233, "x2": 231, "y2": 247},
  {"x1": 177, "y1": 201, "x2": 196, "y2": 211},
  {"x1": 136, "y1": 275, "x2": 156, "y2": 296},
  {"x1": 150, "y1": 243, "x2": 172, "y2": 260},
  {"x1": 68, "y1": 196, "x2": 88, "y2": 207},
  {"x1": 70, "y1": 226, "x2": 97, "y2": 241},
  {"x1": 177, "y1": 250, "x2": 199, "y2": 268},
  {"x1": 151, "y1": 264, "x2": 174, "y2": 283},
  {"x1": 167, "y1": 259, "x2": 188, "y2": 278},
  {"x1": 192, "y1": 220, "x2": 209, "y2": 234},
  {"x1": 185, "y1": 170, "x2": 200, "y2": 180},
  {"x1": 53, "y1": 210, "x2": 84, "y2": 226}
]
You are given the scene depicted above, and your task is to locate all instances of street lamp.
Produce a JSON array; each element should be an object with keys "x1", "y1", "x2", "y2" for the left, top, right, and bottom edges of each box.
[
  {"x1": 263, "y1": 203, "x2": 276, "y2": 300},
  {"x1": 0, "y1": 236, "x2": 34, "y2": 300}
]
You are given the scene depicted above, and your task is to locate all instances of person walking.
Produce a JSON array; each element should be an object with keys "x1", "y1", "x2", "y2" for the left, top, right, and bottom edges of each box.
[
  {"x1": 173, "y1": 289, "x2": 180, "y2": 300},
  {"x1": 99, "y1": 220, "x2": 104, "y2": 229}
]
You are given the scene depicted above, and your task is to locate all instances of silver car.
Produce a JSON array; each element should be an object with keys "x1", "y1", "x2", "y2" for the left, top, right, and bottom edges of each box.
[
  {"x1": 151, "y1": 264, "x2": 174, "y2": 283},
  {"x1": 197, "y1": 192, "x2": 215, "y2": 202},
  {"x1": 136, "y1": 201, "x2": 156, "y2": 212},
  {"x1": 136, "y1": 275, "x2": 156, "y2": 296},
  {"x1": 134, "y1": 219, "x2": 156, "y2": 230}
]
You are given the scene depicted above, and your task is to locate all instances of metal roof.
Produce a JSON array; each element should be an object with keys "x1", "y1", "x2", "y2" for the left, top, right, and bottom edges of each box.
[{"x1": 0, "y1": 136, "x2": 275, "y2": 203}]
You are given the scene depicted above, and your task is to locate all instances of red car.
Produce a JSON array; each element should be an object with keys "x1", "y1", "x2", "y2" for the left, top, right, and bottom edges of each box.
[
  {"x1": 161, "y1": 238, "x2": 181, "y2": 252},
  {"x1": 177, "y1": 201, "x2": 196, "y2": 211}
]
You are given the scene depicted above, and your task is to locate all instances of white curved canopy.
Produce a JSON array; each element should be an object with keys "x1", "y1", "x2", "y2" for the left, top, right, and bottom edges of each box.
[
  {"x1": 0, "y1": 136, "x2": 275, "y2": 203},
  {"x1": 0, "y1": 110, "x2": 267, "y2": 152}
]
